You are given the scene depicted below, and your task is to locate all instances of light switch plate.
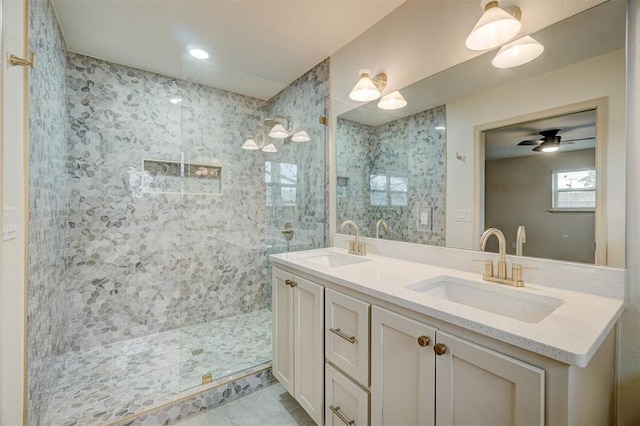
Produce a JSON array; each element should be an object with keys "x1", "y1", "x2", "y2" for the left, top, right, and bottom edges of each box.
[
  {"x1": 455, "y1": 209, "x2": 471, "y2": 222},
  {"x1": 3, "y1": 208, "x2": 17, "y2": 241}
]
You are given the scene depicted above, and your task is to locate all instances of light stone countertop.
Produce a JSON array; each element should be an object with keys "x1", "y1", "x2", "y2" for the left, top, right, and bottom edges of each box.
[{"x1": 270, "y1": 247, "x2": 625, "y2": 367}]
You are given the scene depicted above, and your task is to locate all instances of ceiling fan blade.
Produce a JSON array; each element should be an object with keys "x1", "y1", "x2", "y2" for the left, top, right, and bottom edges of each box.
[
  {"x1": 518, "y1": 140, "x2": 541, "y2": 146},
  {"x1": 561, "y1": 136, "x2": 596, "y2": 143}
]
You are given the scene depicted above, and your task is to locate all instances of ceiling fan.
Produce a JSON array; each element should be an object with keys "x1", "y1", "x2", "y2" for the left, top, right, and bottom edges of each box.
[{"x1": 517, "y1": 128, "x2": 595, "y2": 153}]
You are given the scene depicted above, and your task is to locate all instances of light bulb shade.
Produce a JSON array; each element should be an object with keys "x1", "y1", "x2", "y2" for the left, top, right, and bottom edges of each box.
[
  {"x1": 242, "y1": 139, "x2": 259, "y2": 150},
  {"x1": 291, "y1": 130, "x2": 311, "y2": 142},
  {"x1": 261, "y1": 143, "x2": 277, "y2": 153},
  {"x1": 269, "y1": 123, "x2": 290, "y2": 139},
  {"x1": 533, "y1": 138, "x2": 560, "y2": 153},
  {"x1": 349, "y1": 69, "x2": 382, "y2": 102},
  {"x1": 377, "y1": 91, "x2": 408, "y2": 110},
  {"x1": 465, "y1": 3, "x2": 521, "y2": 50},
  {"x1": 491, "y1": 36, "x2": 544, "y2": 68}
]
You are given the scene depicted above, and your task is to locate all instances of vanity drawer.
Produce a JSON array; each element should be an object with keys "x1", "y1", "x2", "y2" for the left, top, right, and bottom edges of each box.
[
  {"x1": 325, "y1": 289, "x2": 370, "y2": 386},
  {"x1": 325, "y1": 363, "x2": 369, "y2": 426}
]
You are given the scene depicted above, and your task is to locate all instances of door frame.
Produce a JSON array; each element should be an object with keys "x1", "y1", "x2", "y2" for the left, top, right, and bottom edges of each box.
[{"x1": 472, "y1": 97, "x2": 608, "y2": 265}]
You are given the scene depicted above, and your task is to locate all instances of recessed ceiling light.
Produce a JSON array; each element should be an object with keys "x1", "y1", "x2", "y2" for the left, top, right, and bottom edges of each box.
[{"x1": 189, "y1": 48, "x2": 209, "y2": 60}]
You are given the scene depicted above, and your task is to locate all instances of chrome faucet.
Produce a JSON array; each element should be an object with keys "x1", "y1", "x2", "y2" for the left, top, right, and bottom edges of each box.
[
  {"x1": 338, "y1": 220, "x2": 366, "y2": 255},
  {"x1": 375, "y1": 219, "x2": 388, "y2": 239},
  {"x1": 480, "y1": 228, "x2": 507, "y2": 279},
  {"x1": 516, "y1": 225, "x2": 526, "y2": 256},
  {"x1": 478, "y1": 227, "x2": 533, "y2": 287}
]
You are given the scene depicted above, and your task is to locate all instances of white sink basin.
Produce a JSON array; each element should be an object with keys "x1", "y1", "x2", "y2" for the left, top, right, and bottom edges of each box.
[
  {"x1": 406, "y1": 276, "x2": 564, "y2": 323},
  {"x1": 300, "y1": 252, "x2": 371, "y2": 268}
]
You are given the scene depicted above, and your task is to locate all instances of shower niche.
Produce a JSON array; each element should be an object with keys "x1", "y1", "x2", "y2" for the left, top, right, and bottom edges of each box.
[{"x1": 142, "y1": 159, "x2": 223, "y2": 195}]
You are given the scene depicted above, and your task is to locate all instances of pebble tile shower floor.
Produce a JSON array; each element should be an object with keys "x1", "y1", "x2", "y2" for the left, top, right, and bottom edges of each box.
[{"x1": 42, "y1": 309, "x2": 272, "y2": 425}]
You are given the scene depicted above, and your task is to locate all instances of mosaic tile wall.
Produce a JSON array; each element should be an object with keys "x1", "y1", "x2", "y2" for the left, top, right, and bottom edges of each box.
[
  {"x1": 336, "y1": 119, "x2": 374, "y2": 233},
  {"x1": 27, "y1": 0, "x2": 70, "y2": 423},
  {"x1": 65, "y1": 53, "x2": 328, "y2": 350},
  {"x1": 336, "y1": 105, "x2": 446, "y2": 245},
  {"x1": 264, "y1": 59, "x2": 329, "y2": 249}
]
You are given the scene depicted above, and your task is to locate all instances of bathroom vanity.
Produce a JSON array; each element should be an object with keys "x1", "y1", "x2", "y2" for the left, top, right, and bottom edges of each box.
[{"x1": 270, "y1": 246, "x2": 624, "y2": 426}]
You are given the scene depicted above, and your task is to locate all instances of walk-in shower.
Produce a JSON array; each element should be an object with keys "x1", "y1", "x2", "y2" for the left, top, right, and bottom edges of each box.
[{"x1": 27, "y1": 17, "x2": 328, "y2": 422}]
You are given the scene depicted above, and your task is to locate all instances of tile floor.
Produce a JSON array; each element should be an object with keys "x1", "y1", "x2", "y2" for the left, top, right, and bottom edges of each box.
[
  {"x1": 42, "y1": 309, "x2": 272, "y2": 425},
  {"x1": 175, "y1": 383, "x2": 314, "y2": 426}
]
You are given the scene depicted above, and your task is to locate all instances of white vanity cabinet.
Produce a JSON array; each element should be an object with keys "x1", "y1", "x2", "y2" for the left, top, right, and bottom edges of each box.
[
  {"x1": 271, "y1": 256, "x2": 617, "y2": 426},
  {"x1": 272, "y1": 268, "x2": 324, "y2": 425},
  {"x1": 371, "y1": 306, "x2": 544, "y2": 426}
]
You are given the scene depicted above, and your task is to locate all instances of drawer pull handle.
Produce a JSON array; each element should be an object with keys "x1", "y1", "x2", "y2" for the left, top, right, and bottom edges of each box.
[
  {"x1": 434, "y1": 343, "x2": 447, "y2": 356},
  {"x1": 330, "y1": 328, "x2": 356, "y2": 344},
  {"x1": 417, "y1": 335, "x2": 431, "y2": 347},
  {"x1": 285, "y1": 279, "x2": 297, "y2": 287},
  {"x1": 330, "y1": 405, "x2": 356, "y2": 426}
]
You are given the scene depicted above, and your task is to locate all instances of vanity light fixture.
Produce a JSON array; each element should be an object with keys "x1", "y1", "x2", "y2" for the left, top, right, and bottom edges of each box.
[
  {"x1": 465, "y1": 0, "x2": 522, "y2": 51},
  {"x1": 188, "y1": 47, "x2": 209, "y2": 60},
  {"x1": 349, "y1": 69, "x2": 387, "y2": 102},
  {"x1": 492, "y1": 36, "x2": 544, "y2": 68},
  {"x1": 377, "y1": 91, "x2": 407, "y2": 110}
]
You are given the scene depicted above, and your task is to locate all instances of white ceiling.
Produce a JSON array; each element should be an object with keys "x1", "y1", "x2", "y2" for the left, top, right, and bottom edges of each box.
[
  {"x1": 484, "y1": 109, "x2": 596, "y2": 161},
  {"x1": 52, "y1": 0, "x2": 405, "y2": 100}
]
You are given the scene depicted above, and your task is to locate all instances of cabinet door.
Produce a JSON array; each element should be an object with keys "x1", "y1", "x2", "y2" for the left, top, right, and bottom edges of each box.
[
  {"x1": 326, "y1": 363, "x2": 369, "y2": 426},
  {"x1": 435, "y1": 331, "x2": 545, "y2": 426},
  {"x1": 371, "y1": 306, "x2": 436, "y2": 426},
  {"x1": 294, "y1": 276, "x2": 324, "y2": 425},
  {"x1": 272, "y1": 268, "x2": 294, "y2": 395},
  {"x1": 325, "y1": 289, "x2": 370, "y2": 387}
]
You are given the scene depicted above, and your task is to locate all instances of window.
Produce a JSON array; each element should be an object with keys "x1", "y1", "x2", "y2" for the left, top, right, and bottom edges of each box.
[
  {"x1": 552, "y1": 168, "x2": 596, "y2": 211},
  {"x1": 266, "y1": 162, "x2": 297, "y2": 207},
  {"x1": 370, "y1": 173, "x2": 408, "y2": 207}
]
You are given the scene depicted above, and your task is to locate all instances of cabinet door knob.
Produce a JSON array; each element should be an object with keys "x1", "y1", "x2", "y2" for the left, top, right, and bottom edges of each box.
[
  {"x1": 434, "y1": 343, "x2": 447, "y2": 356},
  {"x1": 417, "y1": 335, "x2": 431, "y2": 347},
  {"x1": 285, "y1": 279, "x2": 297, "y2": 287}
]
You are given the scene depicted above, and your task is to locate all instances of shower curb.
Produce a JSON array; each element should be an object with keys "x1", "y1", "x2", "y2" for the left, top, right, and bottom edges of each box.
[{"x1": 109, "y1": 366, "x2": 274, "y2": 426}]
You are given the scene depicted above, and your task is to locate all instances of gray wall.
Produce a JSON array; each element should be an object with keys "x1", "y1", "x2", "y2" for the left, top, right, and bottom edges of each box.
[
  {"x1": 27, "y1": 0, "x2": 70, "y2": 423},
  {"x1": 485, "y1": 149, "x2": 595, "y2": 263},
  {"x1": 336, "y1": 105, "x2": 446, "y2": 244}
]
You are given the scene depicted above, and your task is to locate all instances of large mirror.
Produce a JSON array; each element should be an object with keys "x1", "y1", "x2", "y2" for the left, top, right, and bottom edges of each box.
[{"x1": 335, "y1": 1, "x2": 626, "y2": 266}]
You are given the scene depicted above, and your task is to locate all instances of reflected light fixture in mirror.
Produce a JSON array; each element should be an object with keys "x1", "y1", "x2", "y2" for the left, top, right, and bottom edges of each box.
[
  {"x1": 377, "y1": 91, "x2": 408, "y2": 110},
  {"x1": 532, "y1": 137, "x2": 560, "y2": 153},
  {"x1": 349, "y1": 69, "x2": 388, "y2": 101},
  {"x1": 269, "y1": 123, "x2": 290, "y2": 139},
  {"x1": 465, "y1": 0, "x2": 522, "y2": 51},
  {"x1": 242, "y1": 139, "x2": 259, "y2": 150},
  {"x1": 492, "y1": 36, "x2": 544, "y2": 68},
  {"x1": 262, "y1": 143, "x2": 278, "y2": 153},
  {"x1": 291, "y1": 130, "x2": 311, "y2": 142}
]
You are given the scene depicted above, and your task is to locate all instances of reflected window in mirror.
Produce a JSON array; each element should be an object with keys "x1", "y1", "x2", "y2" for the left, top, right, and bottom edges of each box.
[
  {"x1": 552, "y1": 168, "x2": 596, "y2": 211},
  {"x1": 370, "y1": 173, "x2": 408, "y2": 207},
  {"x1": 266, "y1": 161, "x2": 298, "y2": 207}
]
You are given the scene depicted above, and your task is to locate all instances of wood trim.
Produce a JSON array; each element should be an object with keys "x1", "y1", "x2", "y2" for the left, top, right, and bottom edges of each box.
[{"x1": 472, "y1": 97, "x2": 609, "y2": 265}]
